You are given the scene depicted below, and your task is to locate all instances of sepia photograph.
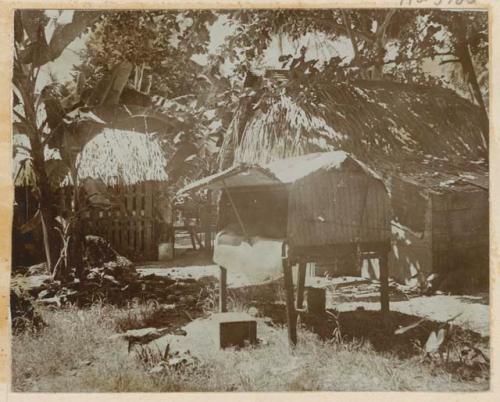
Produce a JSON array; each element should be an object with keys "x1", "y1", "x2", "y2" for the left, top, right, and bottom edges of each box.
[{"x1": 9, "y1": 6, "x2": 489, "y2": 392}]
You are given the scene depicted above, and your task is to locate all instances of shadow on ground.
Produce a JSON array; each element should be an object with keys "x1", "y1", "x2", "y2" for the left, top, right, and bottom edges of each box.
[
  {"x1": 140, "y1": 249, "x2": 214, "y2": 269},
  {"x1": 253, "y1": 302, "x2": 485, "y2": 355}
]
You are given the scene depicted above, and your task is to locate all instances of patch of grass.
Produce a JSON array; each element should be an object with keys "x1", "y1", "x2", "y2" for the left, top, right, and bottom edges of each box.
[
  {"x1": 11, "y1": 303, "x2": 489, "y2": 392},
  {"x1": 112, "y1": 300, "x2": 198, "y2": 333}
]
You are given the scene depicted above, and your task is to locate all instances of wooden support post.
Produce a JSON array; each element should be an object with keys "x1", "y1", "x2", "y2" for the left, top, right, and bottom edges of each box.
[
  {"x1": 205, "y1": 190, "x2": 212, "y2": 250},
  {"x1": 189, "y1": 228, "x2": 197, "y2": 251},
  {"x1": 219, "y1": 266, "x2": 227, "y2": 313},
  {"x1": 296, "y1": 262, "x2": 307, "y2": 309},
  {"x1": 171, "y1": 225, "x2": 176, "y2": 260},
  {"x1": 379, "y1": 251, "x2": 390, "y2": 316},
  {"x1": 283, "y1": 257, "x2": 297, "y2": 346}
]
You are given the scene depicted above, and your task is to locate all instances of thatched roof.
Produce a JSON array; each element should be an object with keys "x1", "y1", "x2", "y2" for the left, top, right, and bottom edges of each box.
[
  {"x1": 219, "y1": 80, "x2": 488, "y2": 192},
  {"x1": 75, "y1": 128, "x2": 168, "y2": 186},
  {"x1": 13, "y1": 129, "x2": 168, "y2": 187}
]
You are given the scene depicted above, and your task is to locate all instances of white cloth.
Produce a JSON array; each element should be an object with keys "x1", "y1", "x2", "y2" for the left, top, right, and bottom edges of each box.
[{"x1": 213, "y1": 230, "x2": 285, "y2": 286}]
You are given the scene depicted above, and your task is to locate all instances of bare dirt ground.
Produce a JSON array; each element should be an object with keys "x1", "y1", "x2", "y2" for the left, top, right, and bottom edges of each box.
[
  {"x1": 137, "y1": 248, "x2": 490, "y2": 338},
  {"x1": 133, "y1": 248, "x2": 490, "y2": 385}
]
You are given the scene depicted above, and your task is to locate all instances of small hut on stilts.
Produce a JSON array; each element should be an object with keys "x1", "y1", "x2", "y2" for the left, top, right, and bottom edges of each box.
[{"x1": 180, "y1": 151, "x2": 392, "y2": 345}]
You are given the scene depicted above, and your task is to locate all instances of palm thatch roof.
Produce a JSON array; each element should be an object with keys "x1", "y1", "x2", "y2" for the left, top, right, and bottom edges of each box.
[
  {"x1": 219, "y1": 79, "x2": 488, "y2": 193},
  {"x1": 75, "y1": 128, "x2": 168, "y2": 186},
  {"x1": 13, "y1": 129, "x2": 168, "y2": 187}
]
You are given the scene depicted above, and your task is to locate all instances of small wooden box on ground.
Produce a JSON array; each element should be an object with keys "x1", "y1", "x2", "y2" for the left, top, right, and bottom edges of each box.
[{"x1": 212, "y1": 312, "x2": 257, "y2": 349}]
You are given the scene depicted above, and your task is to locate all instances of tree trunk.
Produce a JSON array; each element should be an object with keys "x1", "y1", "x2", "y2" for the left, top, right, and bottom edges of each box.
[
  {"x1": 70, "y1": 220, "x2": 85, "y2": 281},
  {"x1": 14, "y1": 59, "x2": 61, "y2": 274},
  {"x1": 31, "y1": 142, "x2": 59, "y2": 273},
  {"x1": 205, "y1": 190, "x2": 213, "y2": 251},
  {"x1": 67, "y1": 163, "x2": 85, "y2": 281},
  {"x1": 39, "y1": 210, "x2": 54, "y2": 272},
  {"x1": 371, "y1": 10, "x2": 395, "y2": 80},
  {"x1": 457, "y1": 40, "x2": 489, "y2": 148}
]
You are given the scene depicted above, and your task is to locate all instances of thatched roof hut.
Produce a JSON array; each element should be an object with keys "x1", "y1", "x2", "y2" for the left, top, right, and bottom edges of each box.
[{"x1": 13, "y1": 128, "x2": 169, "y2": 262}]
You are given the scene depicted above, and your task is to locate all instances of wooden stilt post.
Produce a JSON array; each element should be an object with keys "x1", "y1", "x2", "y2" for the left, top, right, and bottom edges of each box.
[
  {"x1": 171, "y1": 225, "x2": 176, "y2": 259},
  {"x1": 189, "y1": 228, "x2": 197, "y2": 250},
  {"x1": 296, "y1": 262, "x2": 307, "y2": 309},
  {"x1": 219, "y1": 266, "x2": 227, "y2": 313},
  {"x1": 171, "y1": 205, "x2": 177, "y2": 260},
  {"x1": 284, "y1": 262, "x2": 297, "y2": 346},
  {"x1": 205, "y1": 190, "x2": 212, "y2": 250},
  {"x1": 282, "y1": 244, "x2": 297, "y2": 346},
  {"x1": 379, "y1": 249, "x2": 390, "y2": 316}
]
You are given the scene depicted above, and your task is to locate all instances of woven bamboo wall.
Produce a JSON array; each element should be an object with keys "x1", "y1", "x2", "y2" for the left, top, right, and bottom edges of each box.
[
  {"x1": 430, "y1": 189, "x2": 489, "y2": 290},
  {"x1": 287, "y1": 168, "x2": 391, "y2": 248}
]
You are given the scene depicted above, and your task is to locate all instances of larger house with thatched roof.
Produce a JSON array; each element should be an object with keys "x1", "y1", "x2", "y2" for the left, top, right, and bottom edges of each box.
[{"x1": 218, "y1": 74, "x2": 488, "y2": 291}]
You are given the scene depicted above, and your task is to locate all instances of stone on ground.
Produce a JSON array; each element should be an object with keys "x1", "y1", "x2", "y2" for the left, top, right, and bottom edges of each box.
[{"x1": 147, "y1": 313, "x2": 277, "y2": 363}]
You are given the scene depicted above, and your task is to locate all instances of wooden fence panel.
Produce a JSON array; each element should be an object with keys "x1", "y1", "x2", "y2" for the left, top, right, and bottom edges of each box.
[
  {"x1": 80, "y1": 181, "x2": 162, "y2": 262},
  {"x1": 144, "y1": 182, "x2": 154, "y2": 260},
  {"x1": 127, "y1": 187, "x2": 135, "y2": 257},
  {"x1": 120, "y1": 186, "x2": 129, "y2": 256},
  {"x1": 106, "y1": 210, "x2": 112, "y2": 250}
]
